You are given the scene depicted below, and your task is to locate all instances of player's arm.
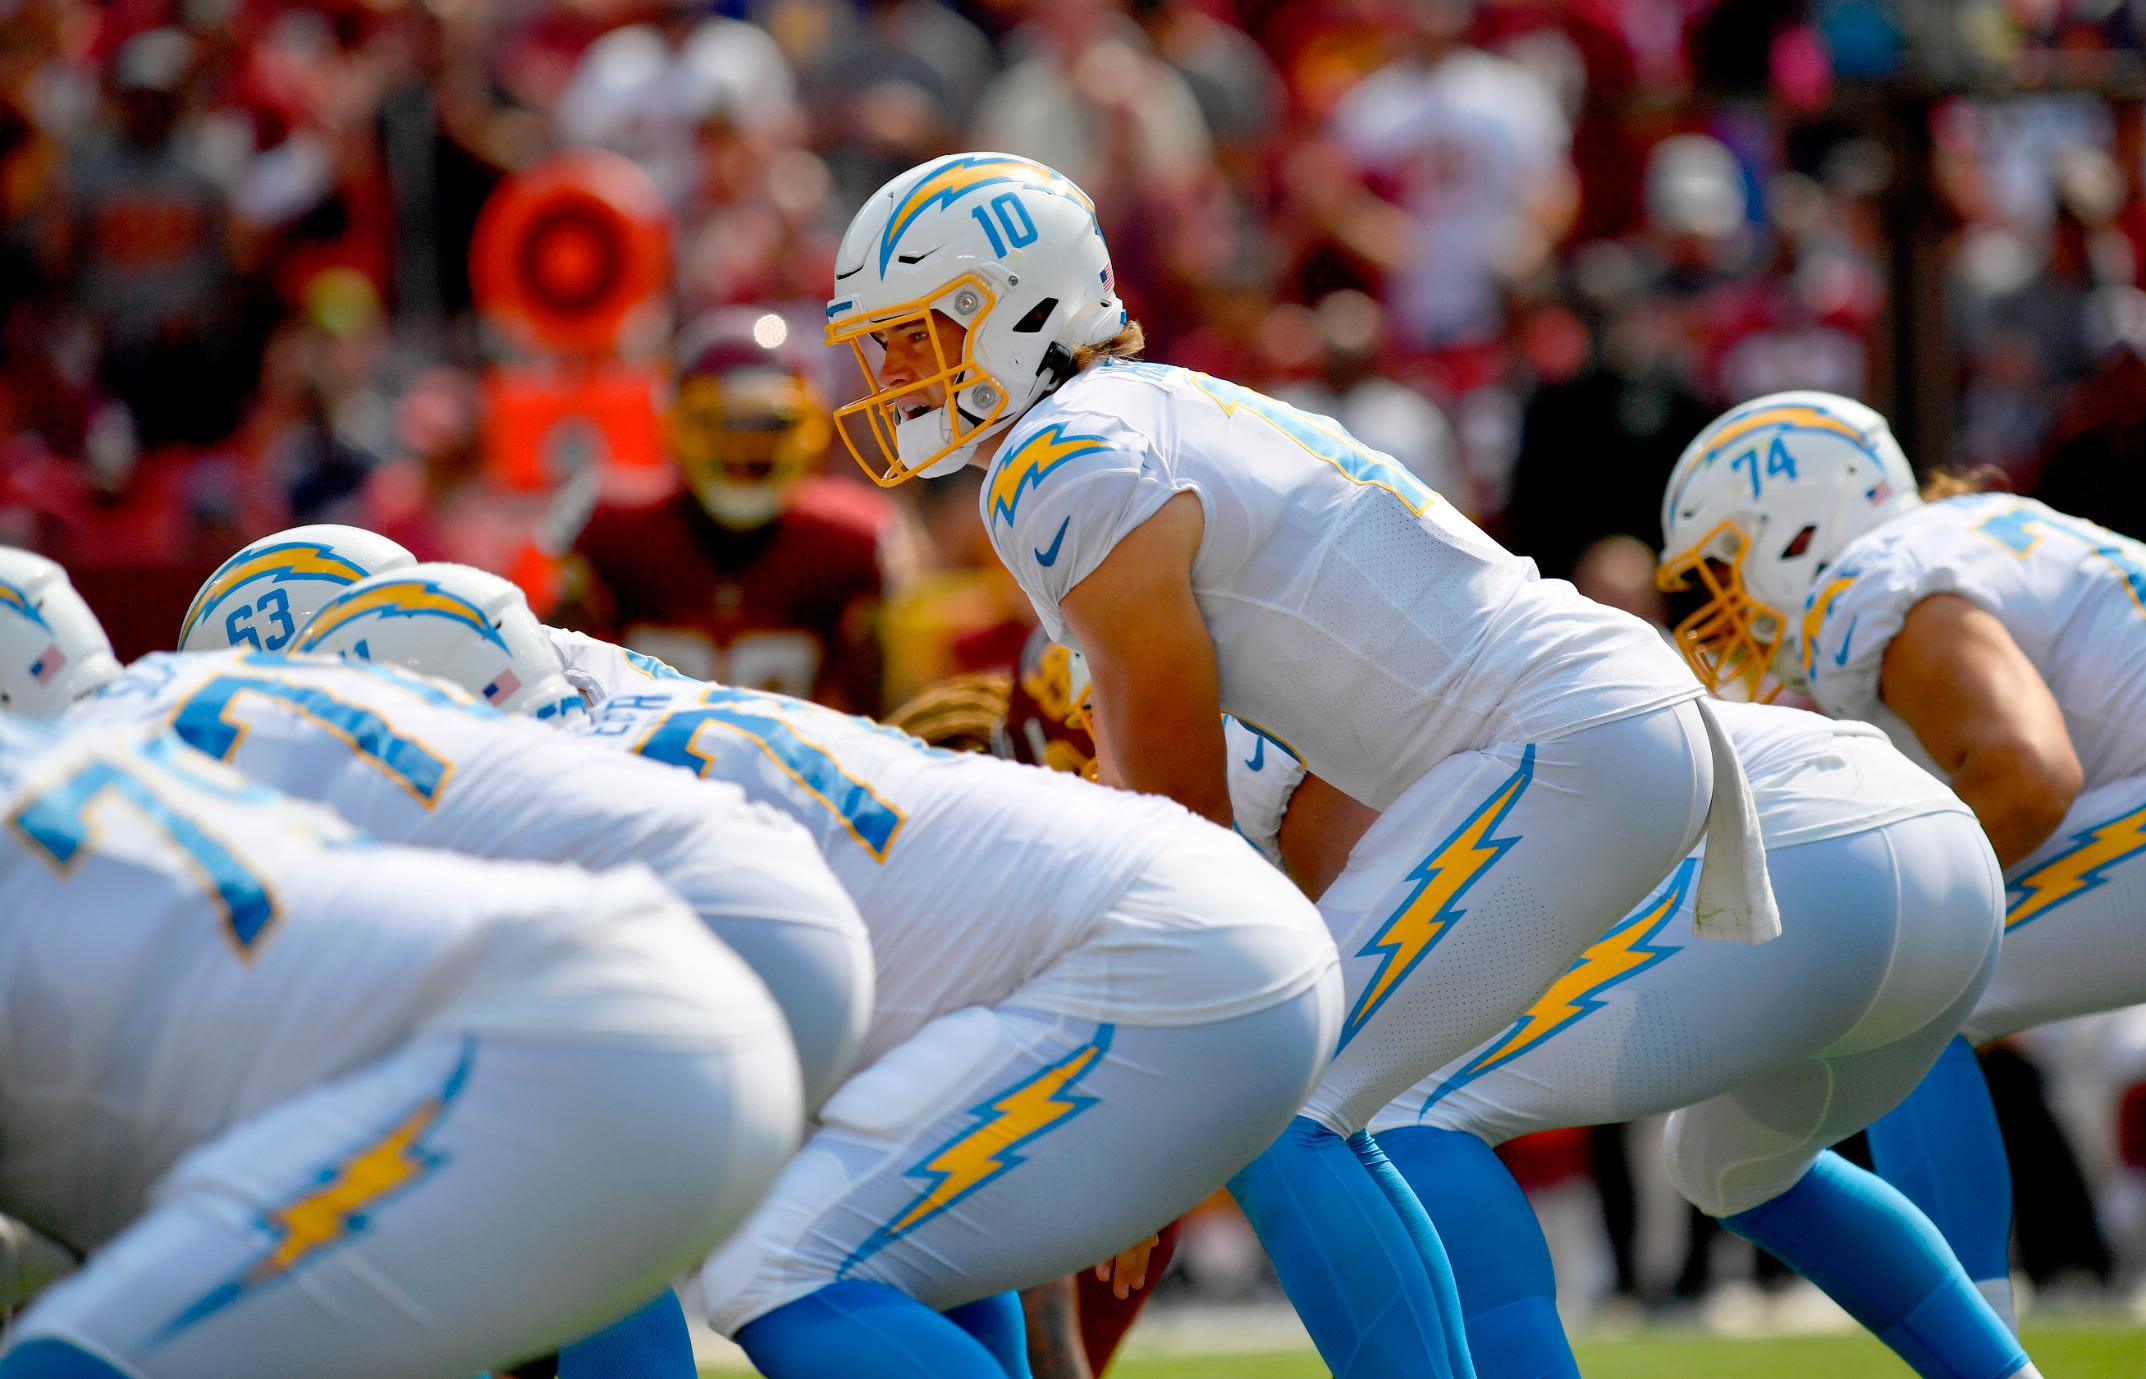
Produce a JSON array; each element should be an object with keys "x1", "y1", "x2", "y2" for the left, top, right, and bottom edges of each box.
[
  {"x1": 1276, "y1": 773, "x2": 1380, "y2": 899},
  {"x1": 1879, "y1": 592, "x2": 2081, "y2": 867},
  {"x1": 1058, "y1": 491, "x2": 1231, "y2": 824}
]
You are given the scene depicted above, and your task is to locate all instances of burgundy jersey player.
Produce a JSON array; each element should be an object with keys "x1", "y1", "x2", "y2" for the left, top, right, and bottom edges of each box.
[{"x1": 564, "y1": 310, "x2": 897, "y2": 711}]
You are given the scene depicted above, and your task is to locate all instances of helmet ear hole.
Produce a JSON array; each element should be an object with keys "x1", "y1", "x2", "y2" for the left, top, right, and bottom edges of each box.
[
  {"x1": 1779, "y1": 524, "x2": 1817, "y2": 560},
  {"x1": 1011, "y1": 298, "x2": 1058, "y2": 333}
]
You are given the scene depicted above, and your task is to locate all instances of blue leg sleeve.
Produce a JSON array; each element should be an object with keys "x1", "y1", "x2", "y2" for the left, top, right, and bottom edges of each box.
[
  {"x1": 1378, "y1": 1126, "x2": 1578, "y2": 1379},
  {"x1": 1350, "y1": 1130, "x2": 1477, "y2": 1379},
  {"x1": 736, "y1": 1280, "x2": 1010, "y2": 1379},
  {"x1": 1723, "y1": 1151, "x2": 2028, "y2": 1379},
  {"x1": 1228, "y1": 1115, "x2": 1459, "y2": 1379},
  {"x1": 941, "y1": 1291, "x2": 1033, "y2": 1379},
  {"x1": 557, "y1": 1291, "x2": 694, "y2": 1379},
  {"x1": 1867, "y1": 1036, "x2": 2017, "y2": 1329},
  {"x1": 0, "y1": 1340, "x2": 136, "y2": 1379}
]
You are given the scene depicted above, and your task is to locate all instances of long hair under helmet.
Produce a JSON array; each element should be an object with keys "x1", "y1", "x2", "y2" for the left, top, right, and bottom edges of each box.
[{"x1": 825, "y1": 152, "x2": 1126, "y2": 485}]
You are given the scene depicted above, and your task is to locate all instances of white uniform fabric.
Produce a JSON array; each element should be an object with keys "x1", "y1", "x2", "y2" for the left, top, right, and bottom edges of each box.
[
  {"x1": 1228, "y1": 700, "x2": 1950, "y2": 862},
  {"x1": 1795, "y1": 493, "x2": 2146, "y2": 1044},
  {"x1": 1801, "y1": 494, "x2": 2146, "y2": 791},
  {"x1": 700, "y1": 827, "x2": 1341, "y2": 1334},
  {"x1": 1300, "y1": 700, "x2": 1718, "y2": 1134},
  {"x1": 0, "y1": 718, "x2": 801, "y2": 1376},
  {"x1": 77, "y1": 649, "x2": 869, "y2": 1110},
  {"x1": 1355, "y1": 706, "x2": 1999, "y2": 1217},
  {"x1": 556, "y1": 631, "x2": 1337, "y2": 1066},
  {"x1": 982, "y1": 360, "x2": 1702, "y2": 813}
]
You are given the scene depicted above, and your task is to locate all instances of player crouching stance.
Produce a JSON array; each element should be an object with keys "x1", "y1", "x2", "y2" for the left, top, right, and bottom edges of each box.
[
  {"x1": 1233, "y1": 703, "x2": 2035, "y2": 1379},
  {"x1": 304, "y1": 564, "x2": 1345, "y2": 1379},
  {"x1": 0, "y1": 716, "x2": 801, "y2": 1379}
]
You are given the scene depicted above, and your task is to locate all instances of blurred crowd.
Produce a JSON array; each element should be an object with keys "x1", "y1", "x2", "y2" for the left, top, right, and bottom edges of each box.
[{"x1": 9, "y1": 0, "x2": 2146, "y2": 1325}]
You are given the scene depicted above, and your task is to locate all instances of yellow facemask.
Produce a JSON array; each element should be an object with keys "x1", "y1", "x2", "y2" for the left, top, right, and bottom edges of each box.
[
  {"x1": 1655, "y1": 519, "x2": 1787, "y2": 703},
  {"x1": 826, "y1": 276, "x2": 1006, "y2": 486}
]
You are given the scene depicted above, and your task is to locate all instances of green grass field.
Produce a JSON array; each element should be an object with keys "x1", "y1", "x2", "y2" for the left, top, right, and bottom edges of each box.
[{"x1": 1104, "y1": 1322, "x2": 2146, "y2": 1378}]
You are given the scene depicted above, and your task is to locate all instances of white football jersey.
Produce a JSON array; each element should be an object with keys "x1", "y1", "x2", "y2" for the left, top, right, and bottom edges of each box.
[
  {"x1": 0, "y1": 716, "x2": 731, "y2": 1250},
  {"x1": 1799, "y1": 494, "x2": 2146, "y2": 790},
  {"x1": 981, "y1": 361, "x2": 1699, "y2": 810},
  {"x1": 554, "y1": 631, "x2": 1324, "y2": 1063},
  {"x1": 1226, "y1": 700, "x2": 1962, "y2": 863},
  {"x1": 75, "y1": 651, "x2": 843, "y2": 938}
]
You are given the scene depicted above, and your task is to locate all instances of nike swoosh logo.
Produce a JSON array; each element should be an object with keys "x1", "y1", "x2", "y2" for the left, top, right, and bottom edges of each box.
[
  {"x1": 1034, "y1": 517, "x2": 1071, "y2": 567},
  {"x1": 1245, "y1": 737, "x2": 1266, "y2": 771},
  {"x1": 1833, "y1": 616, "x2": 1859, "y2": 668}
]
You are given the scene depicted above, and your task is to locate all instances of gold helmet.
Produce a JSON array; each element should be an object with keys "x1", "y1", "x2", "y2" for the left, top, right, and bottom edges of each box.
[{"x1": 669, "y1": 310, "x2": 831, "y2": 530}]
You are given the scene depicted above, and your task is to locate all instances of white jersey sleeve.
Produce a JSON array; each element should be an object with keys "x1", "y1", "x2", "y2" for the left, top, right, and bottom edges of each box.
[
  {"x1": 1224, "y1": 716, "x2": 1308, "y2": 866},
  {"x1": 1798, "y1": 494, "x2": 2146, "y2": 789},
  {"x1": 981, "y1": 409, "x2": 1180, "y2": 643},
  {"x1": 547, "y1": 626, "x2": 697, "y2": 705}
]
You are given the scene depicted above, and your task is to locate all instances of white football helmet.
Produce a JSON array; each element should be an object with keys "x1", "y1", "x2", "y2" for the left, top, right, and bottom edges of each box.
[
  {"x1": 826, "y1": 151, "x2": 1126, "y2": 485},
  {"x1": 292, "y1": 562, "x2": 586, "y2": 722},
  {"x1": 180, "y1": 524, "x2": 417, "y2": 652},
  {"x1": 0, "y1": 549, "x2": 121, "y2": 715},
  {"x1": 1657, "y1": 390, "x2": 1921, "y2": 699}
]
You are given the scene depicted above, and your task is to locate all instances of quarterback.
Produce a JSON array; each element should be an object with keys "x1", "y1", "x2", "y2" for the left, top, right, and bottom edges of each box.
[
  {"x1": 292, "y1": 565, "x2": 1344, "y2": 1379},
  {"x1": 1661, "y1": 390, "x2": 2146, "y2": 1329},
  {"x1": 823, "y1": 149, "x2": 1776, "y2": 1377},
  {"x1": 0, "y1": 715, "x2": 800, "y2": 1378},
  {"x1": 1230, "y1": 705, "x2": 2033, "y2": 1379}
]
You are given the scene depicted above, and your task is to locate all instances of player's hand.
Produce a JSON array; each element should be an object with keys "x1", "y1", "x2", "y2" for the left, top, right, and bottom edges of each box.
[{"x1": 1093, "y1": 1234, "x2": 1159, "y2": 1301}]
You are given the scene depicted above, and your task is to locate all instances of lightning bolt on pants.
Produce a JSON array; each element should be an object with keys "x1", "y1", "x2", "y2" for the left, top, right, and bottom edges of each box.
[
  {"x1": 1365, "y1": 807, "x2": 2009, "y2": 1377},
  {"x1": 1961, "y1": 771, "x2": 2146, "y2": 1043},
  {"x1": 11, "y1": 1033, "x2": 800, "y2": 1379},
  {"x1": 708, "y1": 992, "x2": 1337, "y2": 1352},
  {"x1": 1302, "y1": 700, "x2": 1716, "y2": 1136}
]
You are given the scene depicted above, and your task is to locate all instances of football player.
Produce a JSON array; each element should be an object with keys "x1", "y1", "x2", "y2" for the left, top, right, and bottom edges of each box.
[
  {"x1": 561, "y1": 309, "x2": 899, "y2": 710},
  {"x1": 177, "y1": 524, "x2": 417, "y2": 654},
  {"x1": 1230, "y1": 705, "x2": 2036, "y2": 1379},
  {"x1": 0, "y1": 714, "x2": 800, "y2": 1379},
  {"x1": 823, "y1": 150, "x2": 1777, "y2": 1378},
  {"x1": 0, "y1": 547, "x2": 871, "y2": 1115},
  {"x1": 1659, "y1": 390, "x2": 2146, "y2": 1331},
  {"x1": 300, "y1": 565, "x2": 1346, "y2": 1379}
]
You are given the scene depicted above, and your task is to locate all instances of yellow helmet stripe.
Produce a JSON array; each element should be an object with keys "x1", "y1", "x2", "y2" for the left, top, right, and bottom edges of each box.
[
  {"x1": 180, "y1": 544, "x2": 373, "y2": 646},
  {"x1": 295, "y1": 580, "x2": 505, "y2": 652}
]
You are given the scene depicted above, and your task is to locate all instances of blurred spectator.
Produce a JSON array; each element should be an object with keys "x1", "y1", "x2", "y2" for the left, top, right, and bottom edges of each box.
[
  {"x1": 52, "y1": 26, "x2": 254, "y2": 454},
  {"x1": 1325, "y1": 0, "x2": 1577, "y2": 352},
  {"x1": 2034, "y1": 284, "x2": 2146, "y2": 537},
  {"x1": 554, "y1": 0, "x2": 799, "y2": 209},
  {"x1": 971, "y1": 0, "x2": 1214, "y2": 205}
]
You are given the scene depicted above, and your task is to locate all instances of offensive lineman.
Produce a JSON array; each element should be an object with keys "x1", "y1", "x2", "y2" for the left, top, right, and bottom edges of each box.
[
  {"x1": 1659, "y1": 389, "x2": 2146, "y2": 1331},
  {"x1": 823, "y1": 150, "x2": 1775, "y2": 1378},
  {"x1": 0, "y1": 715, "x2": 801, "y2": 1378},
  {"x1": 0, "y1": 547, "x2": 871, "y2": 1115},
  {"x1": 294, "y1": 563, "x2": 1345, "y2": 1379}
]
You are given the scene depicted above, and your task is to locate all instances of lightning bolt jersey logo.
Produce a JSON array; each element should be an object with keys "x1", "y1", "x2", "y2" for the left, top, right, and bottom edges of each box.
[
  {"x1": 0, "y1": 580, "x2": 48, "y2": 629},
  {"x1": 880, "y1": 155, "x2": 1095, "y2": 273},
  {"x1": 1416, "y1": 858, "x2": 1692, "y2": 1114},
  {"x1": 179, "y1": 542, "x2": 375, "y2": 647},
  {"x1": 161, "y1": 1041, "x2": 471, "y2": 1339},
  {"x1": 1341, "y1": 748, "x2": 1535, "y2": 1049},
  {"x1": 843, "y1": 1028, "x2": 1113, "y2": 1274},
  {"x1": 295, "y1": 579, "x2": 507, "y2": 653},
  {"x1": 987, "y1": 424, "x2": 1114, "y2": 529},
  {"x1": 1800, "y1": 575, "x2": 1857, "y2": 677},
  {"x1": 2006, "y1": 800, "x2": 2146, "y2": 931}
]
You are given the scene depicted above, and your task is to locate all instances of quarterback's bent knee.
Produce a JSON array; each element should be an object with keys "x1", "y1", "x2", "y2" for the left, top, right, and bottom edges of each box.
[{"x1": 0, "y1": 1339, "x2": 142, "y2": 1379}]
